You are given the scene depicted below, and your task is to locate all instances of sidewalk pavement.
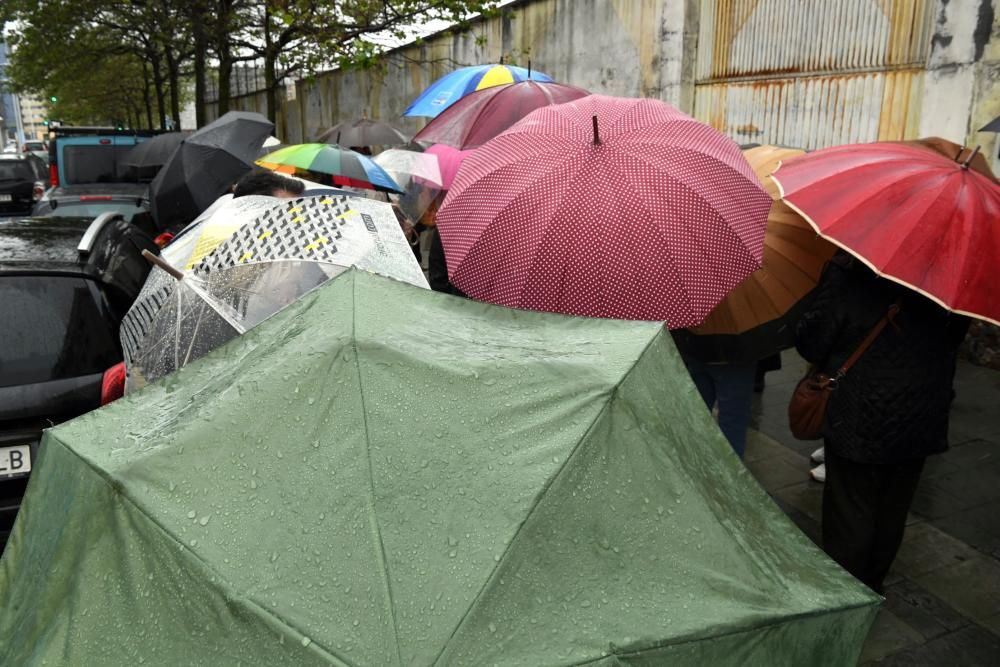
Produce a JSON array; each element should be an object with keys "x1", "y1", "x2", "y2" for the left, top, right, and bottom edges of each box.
[{"x1": 746, "y1": 352, "x2": 1000, "y2": 665}]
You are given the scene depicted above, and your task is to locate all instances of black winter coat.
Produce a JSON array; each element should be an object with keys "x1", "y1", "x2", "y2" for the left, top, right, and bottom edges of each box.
[{"x1": 795, "y1": 256, "x2": 969, "y2": 464}]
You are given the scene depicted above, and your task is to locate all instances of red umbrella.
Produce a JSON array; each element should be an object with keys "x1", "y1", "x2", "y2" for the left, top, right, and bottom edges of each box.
[
  {"x1": 772, "y1": 142, "x2": 1000, "y2": 325},
  {"x1": 437, "y1": 95, "x2": 771, "y2": 326},
  {"x1": 413, "y1": 80, "x2": 590, "y2": 150}
]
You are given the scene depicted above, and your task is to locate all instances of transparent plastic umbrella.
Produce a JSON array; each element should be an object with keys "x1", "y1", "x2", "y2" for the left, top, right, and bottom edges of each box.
[
  {"x1": 373, "y1": 149, "x2": 444, "y2": 222},
  {"x1": 122, "y1": 194, "x2": 428, "y2": 391}
]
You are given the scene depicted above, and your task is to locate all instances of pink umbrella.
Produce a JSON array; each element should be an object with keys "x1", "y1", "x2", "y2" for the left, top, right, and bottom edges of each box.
[
  {"x1": 413, "y1": 81, "x2": 590, "y2": 150},
  {"x1": 424, "y1": 144, "x2": 474, "y2": 190},
  {"x1": 436, "y1": 95, "x2": 771, "y2": 326}
]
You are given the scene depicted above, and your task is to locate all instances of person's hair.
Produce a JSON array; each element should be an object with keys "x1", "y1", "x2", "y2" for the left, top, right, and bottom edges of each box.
[{"x1": 232, "y1": 169, "x2": 305, "y2": 198}]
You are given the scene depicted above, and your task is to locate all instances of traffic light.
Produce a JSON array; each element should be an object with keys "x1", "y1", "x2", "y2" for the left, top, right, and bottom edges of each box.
[
  {"x1": 42, "y1": 120, "x2": 49, "y2": 126},
  {"x1": 49, "y1": 95, "x2": 58, "y2": 103}
]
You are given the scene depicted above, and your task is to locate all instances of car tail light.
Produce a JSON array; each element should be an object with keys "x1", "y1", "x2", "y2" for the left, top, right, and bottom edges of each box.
[
  {"x1": 101, "y1": 362, "x2": 127, "y2": 405},
  {"x1": 153, "y1": 232, "x2": 175, "y2": 247},
  {"x1": 32, "y1": 181, "x2": 45, "y2": 201},
  {"x1": 49, "y1": 162, "x2": 58, "y2": 187},
  {"x1": 79, "y1": 195, "x2": 113, "y2": 201}
]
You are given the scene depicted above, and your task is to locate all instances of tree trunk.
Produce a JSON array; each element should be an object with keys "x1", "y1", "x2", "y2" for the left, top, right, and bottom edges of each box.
[
  {"x1": 264, "y1": 56, "x2": 278, "y2": 125},
  {"x1": 149, "y1": 48, "x2": 168, "y2": 129},
  {"x1": 215, "y1": 0, "x2": 235, "y2": 116},
  {"x1": 142, "y1": 60, "x2": 155, "y2": 129},
  {"x1": 165, "y1": 48, "x2": 181, "y2": 129},
  {"x1": 186, "y1": 1, "x2": 208, "y2": 127},
  {"x1": 262, "y1": 5, "x2": 277, "y2": 124},
  {"x1": 193, "y1": 36, "x2": 207, "y2": 126},
  {"x1": 218, "y1": 51, "x2": 233, "y2": 116}
]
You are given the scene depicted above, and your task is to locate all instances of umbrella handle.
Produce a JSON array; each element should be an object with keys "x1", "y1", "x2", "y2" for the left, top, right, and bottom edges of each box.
[{"x1": 142, "y1": 249, "x2": 184, "y2": 280}]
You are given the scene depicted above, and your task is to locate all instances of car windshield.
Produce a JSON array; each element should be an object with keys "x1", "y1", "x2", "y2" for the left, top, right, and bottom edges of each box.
[
  {"x1": 0, "y1": 275, "x2": 120, "y2": 387},
  {"x1": 38, "y1": 201, "x2": 146, "y2": 222},
  {"x1": 0, "y1": 161, "x2": 33, "y2": 181},
  {"x1": 24, "y1": 142, "x2": 45, "y2": 151},
  {"x1": 63, "y1": 145, "x2": 138, "y2": 183}
]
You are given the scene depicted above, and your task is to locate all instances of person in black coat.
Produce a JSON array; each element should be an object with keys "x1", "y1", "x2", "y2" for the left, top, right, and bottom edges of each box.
[{"x1": 795, "y1": 252, "x2": 969, "y2": 593}]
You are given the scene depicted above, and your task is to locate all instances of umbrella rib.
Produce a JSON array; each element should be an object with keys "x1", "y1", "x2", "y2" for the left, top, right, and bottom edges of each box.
[
  {"x1": 588, "y1": 155, "x2": 697, "y2": 321},
  {"x1": 448, "y1": 144, "x2": 587, "y2": 282},
  {"x1": 350, "y1": 275, "x2": 405, "y2": 667},
  {"x1": 431, "y1": 334, "x2": 662, "y2": 664},
  {"x1": 43, "y1": 432, "x2": 362, "y2": 666},
  {"x1": 454, "y1": 151, "x2": 590, "y2": 297},
  {"x1": 865, "y1": 175, "x2": 960, "y2": 273},
  {"x1": 616, "y1": 151, "x2": 762, "y2": 321},
  {"x1": 566, "y1": 602, "x2": 878, "y2": 665}
]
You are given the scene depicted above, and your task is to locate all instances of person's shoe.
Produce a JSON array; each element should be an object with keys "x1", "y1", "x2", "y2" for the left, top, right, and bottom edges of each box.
[
  {"x1": 810, "y1": 446, "x2": 825, "y2": 464},
  {"x1": 810, "y1": 463, "x2": 826, "y2": 483}
]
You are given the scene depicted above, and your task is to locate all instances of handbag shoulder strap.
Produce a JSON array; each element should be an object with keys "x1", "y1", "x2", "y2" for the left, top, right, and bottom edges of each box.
[{"x1": 836, "y1": 302, "x2": 901, "y2": 378}]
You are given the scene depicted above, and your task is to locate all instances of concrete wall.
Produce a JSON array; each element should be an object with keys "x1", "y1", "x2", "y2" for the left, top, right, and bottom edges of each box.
[
  {"x1": 922, "y1": 0, "x2": 999, "y2": 173},
  {"x1": 209, "y1": 0, "x2": 997, "y2": 170},
  {"x1": 210, "y1": 0, "x2": 698, "y2": 141}
]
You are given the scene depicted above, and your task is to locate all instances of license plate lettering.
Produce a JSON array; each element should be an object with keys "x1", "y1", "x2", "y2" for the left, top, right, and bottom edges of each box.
[{"x1": 0, "y1": 445, "x2": 31, "y2": 475}]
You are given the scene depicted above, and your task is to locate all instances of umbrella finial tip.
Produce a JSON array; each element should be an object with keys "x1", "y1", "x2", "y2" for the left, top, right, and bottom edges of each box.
[
  {"x1": 592, "y1": 115, "x2": 601, "y2": 145},
  {"x1": 961, "y1": 145, "x2": 981, "y2": 169}
]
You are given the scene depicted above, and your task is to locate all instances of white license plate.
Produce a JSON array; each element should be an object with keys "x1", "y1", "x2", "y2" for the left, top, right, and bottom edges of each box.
[
  {"x1": 0, "y1": 194, "x2": 12, "y2": 202},
  {"x1": 0, "y1": 445, "x2": 31, "y2": 476}
]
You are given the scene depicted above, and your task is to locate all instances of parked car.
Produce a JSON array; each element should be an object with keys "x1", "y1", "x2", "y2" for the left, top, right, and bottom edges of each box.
[
  {"x1": 21, "y1": 140, "x2": 49, "y2": 164},
  {"x1": 33, "y1": 183, "x2": 150, "y2": 225},
  {"x1": 47, "y1": 126, "x2": 158, "y2": 188},
  {"x1": 0, "y1": 213, "x2": 158, "y2": 545},
  {"x1": 0, "y1": 154, "x2": 48, "y2": 216}
]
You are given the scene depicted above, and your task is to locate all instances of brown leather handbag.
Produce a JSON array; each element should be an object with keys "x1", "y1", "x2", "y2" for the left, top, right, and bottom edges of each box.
[{"x1": 788, "y1": 303, "x2": 900, "y2": 440}]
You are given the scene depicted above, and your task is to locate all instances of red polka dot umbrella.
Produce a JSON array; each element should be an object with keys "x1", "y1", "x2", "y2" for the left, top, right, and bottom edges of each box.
[{"x1": 436, "y1": 95, "x2": 772, "y2": 326}]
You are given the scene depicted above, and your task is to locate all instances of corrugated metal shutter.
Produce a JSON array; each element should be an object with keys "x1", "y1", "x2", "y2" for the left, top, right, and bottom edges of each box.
[{"x1": 694, "y1": 0, "x2": 934, "y2": 149}]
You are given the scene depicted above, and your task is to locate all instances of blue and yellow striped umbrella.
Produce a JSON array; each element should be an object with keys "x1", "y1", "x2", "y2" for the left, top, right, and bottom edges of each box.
[{"x1": 404, "y1": 64, "x2": 553, "y2": 118}]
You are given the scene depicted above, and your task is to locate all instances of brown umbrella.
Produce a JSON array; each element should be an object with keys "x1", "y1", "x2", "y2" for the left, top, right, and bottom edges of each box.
[
  {"x1": 680, "y1": 145, "x2": 837, "y2": 359},
  {"x1": 894, "y1": 136, "x2": 997, "y2": 183}
]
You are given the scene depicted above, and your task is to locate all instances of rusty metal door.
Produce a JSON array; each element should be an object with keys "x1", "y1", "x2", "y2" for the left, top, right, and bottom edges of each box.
[{"x1": 693, "y1": 0, "x2": 936, "y2": 149}]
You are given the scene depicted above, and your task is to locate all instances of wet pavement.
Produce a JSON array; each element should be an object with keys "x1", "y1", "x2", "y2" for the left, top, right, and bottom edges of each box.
[{"x1": 747, "y1": 351, "x2": 1000, "y2": 665}]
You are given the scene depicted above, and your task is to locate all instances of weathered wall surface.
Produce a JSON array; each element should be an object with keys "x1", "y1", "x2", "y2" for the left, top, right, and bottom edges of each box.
[
  {"x1": 922, "y1": 0, "x2": 998, "y2": 172},
  {"x1": 211, "y1": 0, "x2": 996, "y2": 166},
  {"x1": 211, "y1": 0, "x2": 697, "y2": 141}
]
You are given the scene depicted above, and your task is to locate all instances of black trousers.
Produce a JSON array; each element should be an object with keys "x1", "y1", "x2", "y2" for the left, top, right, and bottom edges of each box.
[{"x1": 822, "y1": 448, "x2": 925, "y2": 594}]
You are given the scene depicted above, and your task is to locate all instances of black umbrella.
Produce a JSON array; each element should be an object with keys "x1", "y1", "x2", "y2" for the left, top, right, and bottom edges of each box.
[
  {"x1": 149, "y1": 111, "x2": 274, "y2": 231},
  {"x1": 316, "y1": 118, "x2": 409, "y2": 147},
  {"x1": 125, "y1": 131, "x2": 192, "y2": 169},
  {"x1": 981, "y1": 115, "x2": 1000, "y2": 133}
]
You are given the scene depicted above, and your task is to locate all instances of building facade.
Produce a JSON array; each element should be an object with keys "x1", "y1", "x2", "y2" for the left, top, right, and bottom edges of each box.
[
  {"x1": 0, "y1": 40, "x2": 18, "y2": 143},
  {"x1": 18, "y1": 94, "x2": 47, "y2": 141}
]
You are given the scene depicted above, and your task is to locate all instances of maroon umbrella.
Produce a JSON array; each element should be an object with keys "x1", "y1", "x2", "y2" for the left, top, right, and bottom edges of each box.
[
  {"x1": 436, "y1": 95, "x2": 771, "y2": 326},
  {"x1": 413, "y1": 81, "x2": 590, "y2": 150}
]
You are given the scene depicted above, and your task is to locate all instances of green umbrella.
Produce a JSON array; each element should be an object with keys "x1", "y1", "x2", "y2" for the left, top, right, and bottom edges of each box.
[{"x1": 0, "y1": 271, "x2": 878, "y2": 666}]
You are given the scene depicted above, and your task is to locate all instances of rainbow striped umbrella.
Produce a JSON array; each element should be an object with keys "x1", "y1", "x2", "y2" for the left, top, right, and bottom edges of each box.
[
  {"x1": 404, "y1": 64, "x2": 553, "y2": 118},
  {"x1": 257, "y1": 143, "x2": 402, "y2": 193}
]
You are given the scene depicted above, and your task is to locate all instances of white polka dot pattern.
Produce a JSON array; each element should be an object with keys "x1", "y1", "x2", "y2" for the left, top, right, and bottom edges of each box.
[{"x1": 436, "y1": 95, "x2": 772, "y2": 326}]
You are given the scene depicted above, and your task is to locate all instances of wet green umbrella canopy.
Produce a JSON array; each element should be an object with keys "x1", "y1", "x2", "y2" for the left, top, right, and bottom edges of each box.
[{"x1": 0, "y1": 271, "x2": 878, "y2": 665}]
